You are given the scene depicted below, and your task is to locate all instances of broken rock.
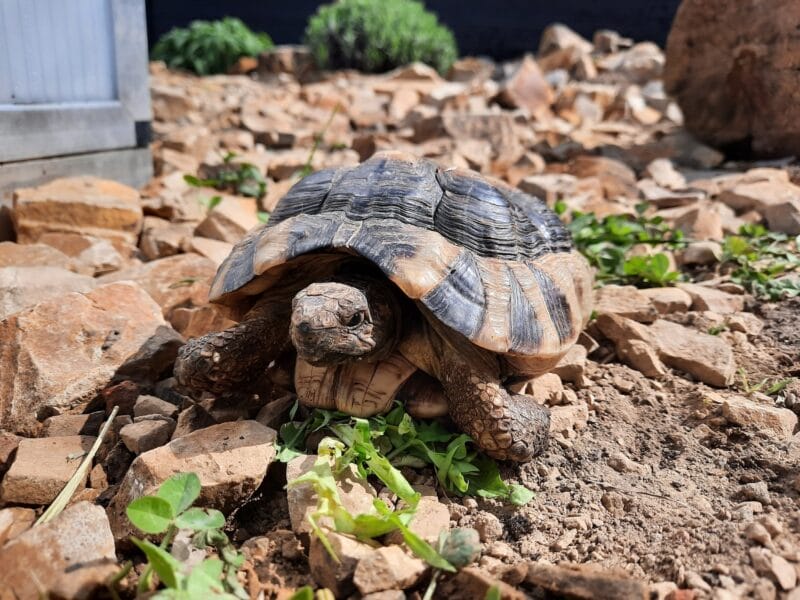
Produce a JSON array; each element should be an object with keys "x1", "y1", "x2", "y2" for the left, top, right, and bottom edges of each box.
[
  {"x1": 0, "y1": 435, "x2": 95, "y2": 505},
  {"x1": 107, "y1": 420, "x2": 276, "y2": 540},
  {"x1": 12, "y1": 176, "x2": 143, "y2": 250},
  {"x1": 596, "y1": 314, "x2": 736, "y2": 386},
  {"x1": 722, "y1": 395, "x2": 797, "y2": 440},
  {"x1": 594, "y1": 285, "x2": 658, "y2": 323},
  {"x1": 0, "y1": 282, "x2": 166, "y2": 433},
  {"x1": 0, "y1": 502, "x2": 117, "y2": 600},
  {"x1": 354, "y1": 545, "x2": 427, "y2": 595},
  {"x1": 309, "y1": 530, "x2": 375, "y2": 598},
  {"x1": 526, "y1": 562, "x2": 649, "y2": 600},
  {"x1": 495, "y1": 55, "x2": 553, "y2": 119},
  {"x1": 0, "y1": 265, "x2": 96, "y2": 320},
  {"x1": 678, "y1": 283, "x2": 745, "y2": 314},
  {"x1": 100, "y1": 253, "x2": 216, "y2": 321}
]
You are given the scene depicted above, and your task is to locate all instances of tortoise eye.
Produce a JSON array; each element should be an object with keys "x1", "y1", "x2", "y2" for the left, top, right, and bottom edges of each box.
[{"x1": 346, "y1": 313, "x2": 364, "y2": 327}]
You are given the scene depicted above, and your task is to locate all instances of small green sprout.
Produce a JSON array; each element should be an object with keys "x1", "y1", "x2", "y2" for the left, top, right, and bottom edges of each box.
[{"x1": 125, "y1": 473, "x2": 246, "y2": 599}]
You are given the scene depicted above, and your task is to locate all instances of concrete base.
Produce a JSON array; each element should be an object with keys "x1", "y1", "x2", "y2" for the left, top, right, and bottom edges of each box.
[{"x1": 0, "y1": 147, "x2": 153, "y2": 202}]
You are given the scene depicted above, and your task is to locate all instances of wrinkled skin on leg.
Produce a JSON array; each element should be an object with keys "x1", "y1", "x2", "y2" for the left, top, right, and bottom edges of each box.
[
  {"x1": 399, "y1": 320, "x2": 550, "y2": 462},
  {"x1": 174, "y1": 297, "x2": 291, "y2": 397}
]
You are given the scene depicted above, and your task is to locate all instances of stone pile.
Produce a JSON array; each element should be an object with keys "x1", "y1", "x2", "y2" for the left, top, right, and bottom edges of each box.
[{"x1": 0, "y1": 20, "x2": 797, "y2": 600}]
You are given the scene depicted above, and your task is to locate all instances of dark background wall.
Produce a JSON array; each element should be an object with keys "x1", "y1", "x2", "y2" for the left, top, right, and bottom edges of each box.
[{"x1": 145, "y1": 0, "x2": 682, "y2": 60}]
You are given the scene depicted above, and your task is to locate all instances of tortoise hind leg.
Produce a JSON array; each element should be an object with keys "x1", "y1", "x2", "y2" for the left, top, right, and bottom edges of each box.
[{"x1": 174, "y1": 299, "x2": 290, "y2": 397}]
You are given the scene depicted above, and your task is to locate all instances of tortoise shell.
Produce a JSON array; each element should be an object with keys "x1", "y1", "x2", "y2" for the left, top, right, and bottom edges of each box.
[{"x1": 209, "y1": 151, "x2": 593, "y2": 360}]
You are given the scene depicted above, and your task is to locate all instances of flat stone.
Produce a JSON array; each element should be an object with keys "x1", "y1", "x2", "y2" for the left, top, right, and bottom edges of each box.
[
  {"x1": 139, "y1": 217, "x2": 193, "y2": 260},
  {"x1": 0, "y1": 241, "x2": 73, "y2": 269},
  {"x1": 134, "y1": 395, "x2": 179, "y2": 419},
  {"x1": 38, "y1": 231, "x2": 126, "y2": 275},
  {"x1": 678, "y1": 283, "x2": 746, "y2": 314},
  {"x1": 100, "y1": 253, "x2": 216, "y2": 321},
  {"x1": 0, "y1": 266, "x2": 96, "y2": 320},
  {"x1": 0, "y1": 436, "x2": 95, "y2": 505},
  {"x1": 552, "y1": 344, "x2": 588, "y2": 387},
  {"x1": 114, "y1": 325, "x2": 185, "y2": 386},
  {"x1": 726, "y1": 312, "x2": 764, "y2": 336},
  {"x1": 763, "y1": 200, "x2": 800, "y2": 235},
  {"x1": 184, "y1": 236, "x2": 233, "y2": 267},
  {"x1": 0, "y1": 502, "x2": 117, "y2": 599},
  {"x1": 439, "y1": 566, "x2": 526, "y2": 600},
  {"x1": 674, "y1": 205, "x2": 724, "y2": 240},
  {"x1": 596, "y1": 314, "x2": 736, "y2": 386},
  {"x1": 679, "y1": 241, "x2": 723, "y2": 266},
  {"x1": 639, "y1": 287, "x2": 692, "y2": 313},
  {"x1": 0, "y1": 282, "x2": 166, "y2": 433},
  {"x1": 12, "y1": 176, "x2": 143, "y2": 249},
  {"x1": 616, "y1": 338, "x2": 666, "y2": 378},
  {"x1": 286, "y1": 454, "x2": 377, "y2": 538},
  {"x1": 107, "y1": 420, "x2": 276, "y2": 541},
  {"x1": 719, "y1": 180, "x2": 800, "y2": 213},
  {"x1": 722, "y1": 395, "x2": 797, "y2": 440},
  {"x1": 385, "y1": 485, "x2": 450, "y2": 545},
  {"x1": 43, "y1": 411, "x2": 105, "y2": 437},
  {"x1": 120, "y1": 418, "x2": 176, "y2": 454},
  {"x1": 594, "y1": 285, "x2": 658, "y2": 323},
  {"x1": 195, "y1": 196, "x2": 260, "y2": 244},
  {"x1": 354, "y1": 545, "x2": 427, "y2": 595},
  {"x1": 526, "y1": 562, "x2": 649, "y2": 600},
  {"x1": 645, "y1": 158, "x2": 687, "y2": 190}
]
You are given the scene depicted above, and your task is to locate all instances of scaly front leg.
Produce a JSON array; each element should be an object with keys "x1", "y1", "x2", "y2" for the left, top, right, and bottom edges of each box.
[{"x1": 174, "y1": 299, "x2": 291, "y2": 397}]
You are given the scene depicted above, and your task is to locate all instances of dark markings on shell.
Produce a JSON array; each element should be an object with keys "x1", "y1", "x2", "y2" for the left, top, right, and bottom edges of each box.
[
  {"x1": 267, "y1": 155, "x2": 571, "y2": 262},
  {"x1": 283, "y1": 213, "x2": 342, "y2": 260},
  {"x1": 347, "y1": 219, "x2": 418, "y2": 275},
  {"x1": 218, "y1": 230, "x2": 258, "y2": 296},
  {"x1": 270, "y1": 168, "x2": 338, "y2": 225},
  {"x1": 507, "y1": 266, "x2": 543, "y2": 353},
  {"x1": 421, "y1": 251, "x2": 485, "y2": 340},
  {"x1": 330, "y1": 155, "x2": 441, "y2": 225},
  {"x1": 528, "y1": 264, "x2": 573, "y2": 343}
]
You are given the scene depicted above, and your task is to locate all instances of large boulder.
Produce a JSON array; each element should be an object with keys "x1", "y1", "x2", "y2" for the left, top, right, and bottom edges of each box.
[
  {"x1": 664, "y1": 0, "x2": 800, "y2": 157},
  {"x1": 0, "y1": 282, "x2": 166, "y2": 433}
]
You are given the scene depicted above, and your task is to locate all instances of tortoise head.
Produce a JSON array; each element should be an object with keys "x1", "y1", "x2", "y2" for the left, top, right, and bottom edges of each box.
[{"x1": 290, "y1": 281, "x2": 390, "y2": 366}]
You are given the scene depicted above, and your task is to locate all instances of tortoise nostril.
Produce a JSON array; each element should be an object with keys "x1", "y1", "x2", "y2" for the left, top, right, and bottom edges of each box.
[{"x1": 297, "y1": 321, "x2": 312, "y2": 335}]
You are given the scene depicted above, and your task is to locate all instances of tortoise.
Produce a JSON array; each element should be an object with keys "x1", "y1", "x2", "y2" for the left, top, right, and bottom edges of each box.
[{"x1": 175, "y1": 151, "x2": 593, "y2": 462}]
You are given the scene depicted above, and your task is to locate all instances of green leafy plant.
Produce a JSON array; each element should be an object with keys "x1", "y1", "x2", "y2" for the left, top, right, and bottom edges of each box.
[
  {"x1": 286, "y1": 438, "x2": 456, "y2": 571},
  {"x1": 152, "y1": 17, "x2": 273, "y2": 75},
  {"x1": 278, "y1": 403, "x2": 533, "y2": 506},
  {"x1": 125, "y1": 473, "x2": 246, "y2": 599},
  {"x1": 562, "y1": 204, "x2": 685, "y2": 287},
  {"x1": 185, "y1": 152, "x2": 267, "y2": 200},
  {"x1": 304, "y1": 0, "x2": 458, "y2": 74},
  {"x1": 721, "y1": 224, "x2": 800, "y2": 301},
  {"x1": 737, "y1": 368, "x2": 794, "y2": 398}
]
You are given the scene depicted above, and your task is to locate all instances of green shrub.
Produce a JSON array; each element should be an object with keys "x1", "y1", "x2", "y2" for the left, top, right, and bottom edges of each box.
[
  {"x1": 152, "y1": 17, "x2": 273, "y2": 75},
  {"x1": 304, "y1": 0, "x2": 458, "y2": 74}
]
